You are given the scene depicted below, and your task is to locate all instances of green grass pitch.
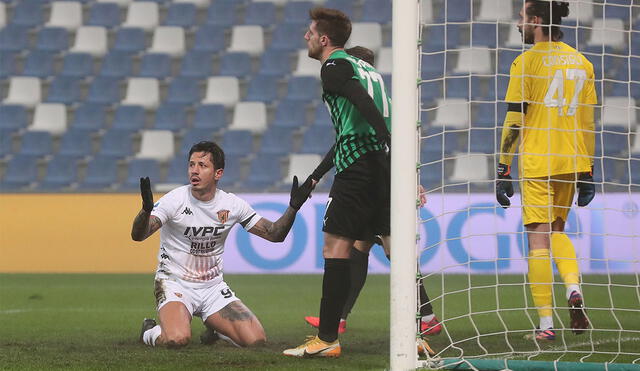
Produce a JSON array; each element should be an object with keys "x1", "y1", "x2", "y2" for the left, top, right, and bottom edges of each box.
[{"x1": 1, "y1": 274, "x2": 638, "y2": 370}]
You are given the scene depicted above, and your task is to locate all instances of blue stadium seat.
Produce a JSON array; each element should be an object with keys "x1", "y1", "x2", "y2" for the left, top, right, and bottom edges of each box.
[
  {"x1": 219, "y1": 52, "x2": 252, "y2": 77},
  {"x1": 474, "y1": 102, "x2": 505, "y2": 127},
  {"x1": 154, "y1": 103, "x2": 187, "y2": 131},
  {"x1": 444, "y1": 77, "x2": 469, "y2": 99},
  {"x1": 58, "y1": 128, "x2": 94, "y2": 157},
  {"x1": 218, "y1": 154, "x2": 242, "y2": 187},
  {"x1": 419, "y1": 160, "x2": 443, "y2": 191},
  {"x1": 0, "y1": 105, "x2": 27, "y2": 130},
  {"x1": 0, "y1": 155, "x2": 39, "y2": 190},
  {"x1": 244, "y1": 2, "x2": 276, "y2": 26},
  {"x1": 60, "y1": 53, "x2": 94, "y2": 77},
  {"x1": 269, "y1": 24, "x2": 306, "y2": 51},
  {"x1": 421, "y1": 52, "x2": 445, "y2": 80},
  {"x1": 23, "y1": 50, "x2": 56, "y2": 78},
  {"x1": 630, "y1": 159, "x2": 640, "y2": 185},
  {"x1": 112, "y1": 105, "x2": 146, "y2": 131},
  {"x1": 180, "y1": 128, "x2": 215, "y2": 155},
  {"x1": 11, "y1": 0, "x2": 44, "y2": 27},
  {"x1": 323, "y1": 0, "x2": 356, "y2": 18},
  {"x1": 87, "y1": 2, "x2": 121, "y2": 28},
  {"x1": 19, "y1": 131, "x2": 53, "y2": 156},
  {"x1": 38, "y1": 154, "x2": 80, "y2": 190},
  {"x1": 285, "y1": 76, "x2": 320, "y2": 102},
  {"x1": 71, "y1": 103, "x2": 107, "y2": 130},
  {"x1": 498, "y1": 49, "x2": 520, "y2": 75},
  {"x1": 360, "y1": 0, "x2": 390, "y2": 23},
  {"x1": 312, "y1": 104, "x2": 332, "y2": 127},
  {"x1": 221, "y1": 130, "x2": 253, "y2": 157},
  {"x1": 422, "y1": 25, "x2": 460, "y2": 53},
  {"x1": 283, "y1": 2, "x2": 314, "y2": 26},
  {"x1": 469, "y1": 128, "x2": 496, "y2": 154},
  {"x1": 139, "y1": 53, "x2": 172, "y2": 78},
  {"x1": 299, "y1": 126, "x2": 334, "y2": 154},
  {"x1": 164, "y1": 155, "x2": 188, "y2": 184},
  {"x1": 98, "y1": 129, "x2": 134, "y2": 158},
  {"x1": 121, "y1": 158, "x2": 161, "y2": 190},
  {"x1": 436, "y1": 0, "x2": 471, "y2": 22},
  {"x1": 0, "y1": 25, "x2": 29, "y2": 52},
  {"x1": 245, "y1": 154, "x2": 282, "y2": 189},
  {"x1": 166, "y1": 77, "x2": 201, "y2": 105},
  {"x1": 420, "y1": 80, "x2": 444, "y2": 103},
  {"x1": 602, "y1": 126, "x2": 629, "y2": 157},
  {"x1": 206, "y1": 0, "x2": 238, "y2": 27},
  {"x1": 245, "y1": 75, "x2": 279, "y2": 103},
  {"x1": 258, "y1": 127, "x2": 293, "y2": 155},
  {"x1": 558, "y1": 21, "x2": 577, "y2": 48},
  {"x1": 46, "y1": 76, "x2": 82, "y2": 105},
  {"x1": 113, "y1": 28, "x2": 146, "y2": 54},
  {"x1": 273, "y1": 99, "x2": 307, "y2": 128},
  {"x1": 193, "y1": 25, "x2": 226, "y2": 53},
  {"x1": 0, "y1": 52, "x2": 18, "y2": 78},
  {"x1": 193, "y1": 104, "x2": 227, "y2": 131},
  {"x1": 258, "y1": 50, "x2": 292, "y2": 77},
  {"x1": 79, "y1": 154, "x2": 119, "y2": 190},
  {"x1": 632, "y1": 29, "x2": 640, "y2": 57},
  {"x1": 35, "y1": 27, "x2": 69, "y2": 52},
  {"x1": 86, "y1": 77, "x2": 121, "y2": 104},
  {"x1": 164, "y1": 3, "x2": 197, "y2": 27},
  {"x1": 603, "y1": 2, "x2": 630, "y2": 20},
  {"x1": 100, "y1": 52, "x2": 134, "y2": 78},
  {"x1": 0, "y1": 129, "x2": 15, "y2": 157},
  {"x1": 471, "y1": 23, "x2": 498, "y2": 48},
  {"x1": 602, "y1": 158, "x2": 629, "y2": 184},
  {"x1": 179, "y1": 51, "x2": 213, "y2": 77}
]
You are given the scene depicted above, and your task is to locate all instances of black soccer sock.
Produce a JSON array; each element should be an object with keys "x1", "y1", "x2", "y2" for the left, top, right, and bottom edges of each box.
[
  {"x1": 318, "y1": 258, "x2": 350, "y2": 343},
  {"x1": 419, "y1": 279, "x2": 434, "y2": 317},
  {"x1": 341, "y1": 248, "x2": 369, "y2": 319}
]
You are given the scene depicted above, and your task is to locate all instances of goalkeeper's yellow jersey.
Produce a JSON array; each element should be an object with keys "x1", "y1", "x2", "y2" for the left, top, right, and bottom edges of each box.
[{"x1": 505, "y1": 41, "x2": 597, "y2": 178}]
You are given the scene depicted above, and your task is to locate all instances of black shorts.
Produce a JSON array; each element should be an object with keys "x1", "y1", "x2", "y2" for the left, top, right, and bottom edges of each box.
[{"x1": 322, "y1": 151, "x2": 390, "y2": 241}]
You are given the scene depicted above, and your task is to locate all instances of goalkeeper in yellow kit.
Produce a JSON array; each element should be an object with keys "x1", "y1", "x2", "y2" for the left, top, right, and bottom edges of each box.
[{"x1": 497, "y1": 0, "x2": 596, "y2": 340}]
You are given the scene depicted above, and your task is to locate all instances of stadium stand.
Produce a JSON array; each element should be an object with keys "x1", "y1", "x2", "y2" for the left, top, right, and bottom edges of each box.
[{"x1": 0, "y1": 0, "x2": 637, "y2": 192}]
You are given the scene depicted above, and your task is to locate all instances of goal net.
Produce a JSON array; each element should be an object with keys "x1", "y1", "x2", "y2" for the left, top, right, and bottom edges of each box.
[{"x1": 390, "y1": 0, "x2": 640, "y2": 369}]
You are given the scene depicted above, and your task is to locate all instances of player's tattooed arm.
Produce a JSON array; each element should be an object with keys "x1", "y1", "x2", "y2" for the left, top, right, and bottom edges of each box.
[
  {"x1": 131, "y1": 212, "x2": 162, "y2": 241},
  {"x1": 498, "y1": 103, "x2": 525, "y2": 165},
  {"x1": 248, "y1": 208, "x2": 297, "y2": 243}
]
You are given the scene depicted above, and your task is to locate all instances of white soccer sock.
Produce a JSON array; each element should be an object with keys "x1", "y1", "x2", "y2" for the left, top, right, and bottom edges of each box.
[
  {"x1": 217, "y1": 332, "x2": 241, "y2": 348},
  {"x1": 566, "y1": 285, "x2": 581, "y2": 300},
  {"x1": 539, "y1": 316, "x2": 554, "y2": 330},
  {"x1": 143, "y1": 325, "x2": 162, "y2": 346},
  {"x1": 422, "y1": 314, "x2": 435, "y2": 322}
]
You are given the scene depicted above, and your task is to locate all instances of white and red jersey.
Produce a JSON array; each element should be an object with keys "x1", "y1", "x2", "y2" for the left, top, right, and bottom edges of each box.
[{"x1": 151, "y1": 185, "x2": 261, "y2": 287}]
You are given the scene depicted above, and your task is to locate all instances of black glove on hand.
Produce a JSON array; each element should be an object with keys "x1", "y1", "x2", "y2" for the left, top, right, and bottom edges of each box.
[
  {"x1": 289, "y1": 175, "x2": 313, "y2": 210},
  {"x1": 577, "y1": 166, "x2": 595, "y2": 207},
  {"x1": 496, "y1": 163, "x2": 514, "y2": 209},
  {"x1": 140, "y1": 177, "x2": 154, "y2": 213}
]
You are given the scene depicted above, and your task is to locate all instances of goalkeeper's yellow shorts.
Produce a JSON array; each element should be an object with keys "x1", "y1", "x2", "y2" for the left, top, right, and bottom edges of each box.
[{"x1": 521, "y1": 173, "x2": 576, "y2": 225}]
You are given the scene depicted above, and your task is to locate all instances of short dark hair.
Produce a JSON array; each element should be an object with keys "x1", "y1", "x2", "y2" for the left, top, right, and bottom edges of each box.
[
  {"x1": 525, "y1": 0, "x2": 570, "y2": 40},
  {"x1": 345, "y1": 46, "x2": 375, "y2": 65},
  {"x1": 188, "y1": 141, "x2": 225, "y2": 170},
  {"x1": 309, "y1": 7, "x2": 352, "y2": 48}
]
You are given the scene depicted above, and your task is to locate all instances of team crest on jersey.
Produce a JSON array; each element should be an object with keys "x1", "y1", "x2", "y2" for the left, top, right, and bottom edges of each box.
[
  {"x1": 174, "y1": 292, "x2": 183, "y2": 298},
  {"x1": 217, "y1": 210, "x2": 230, "y2": 224}
]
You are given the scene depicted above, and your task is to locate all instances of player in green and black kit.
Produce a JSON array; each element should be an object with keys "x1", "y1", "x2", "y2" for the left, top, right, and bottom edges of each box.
[
  {"x1": 283, "y1": 8, "x2": 435, "y2": 358},
  {"x1": 302, "y1": 46, "x2": 442, "y2": 340}
]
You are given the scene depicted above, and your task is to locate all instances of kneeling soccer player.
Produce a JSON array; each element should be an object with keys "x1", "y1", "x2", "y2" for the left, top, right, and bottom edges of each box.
[{"x1": 132, "y1": 141, "x2": 313, "y2": 348}]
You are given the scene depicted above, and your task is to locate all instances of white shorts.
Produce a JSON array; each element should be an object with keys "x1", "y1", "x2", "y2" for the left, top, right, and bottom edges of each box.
[{"x1": 154, "y1": 278, "x2": 239, "y2": 321}]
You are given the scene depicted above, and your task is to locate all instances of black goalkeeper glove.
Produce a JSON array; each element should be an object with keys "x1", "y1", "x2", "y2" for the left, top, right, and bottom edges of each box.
[
  {"x1": 140, "y1": 177, "x2": 154, "y2": 213},
  {"x1": 577, "y1": 166, "x2": 595, "y2": 207},
  {"x1": 496, "y1": 163, "x2": 514, "y2": 209},
  {"x1": 289, "y1": 175, "x2": 313, "y2": 210}
]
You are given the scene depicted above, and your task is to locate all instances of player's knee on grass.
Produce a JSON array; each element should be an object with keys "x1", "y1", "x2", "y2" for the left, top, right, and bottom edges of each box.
[
  {"x1": 162, "y1": 330, "x2": 191, "y2": 348},
  {"x1": 236, "y1": 322, "x2": 267, "y2": 347}
]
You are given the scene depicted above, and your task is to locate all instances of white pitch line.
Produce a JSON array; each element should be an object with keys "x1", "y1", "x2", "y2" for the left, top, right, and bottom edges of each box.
[
  {"x1": 500, "y1": 336, "x2": 640, "y2": 360},
  {"x1": 0, "y1": 308, "x2": 149, "y2": 314}
]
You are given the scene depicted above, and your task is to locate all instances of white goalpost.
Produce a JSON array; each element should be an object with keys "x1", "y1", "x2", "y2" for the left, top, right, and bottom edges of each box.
[{"x1": 391, "y1": 0, "x2": 640, "y2": 370}]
